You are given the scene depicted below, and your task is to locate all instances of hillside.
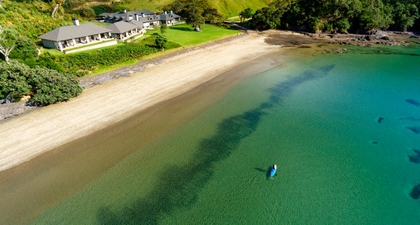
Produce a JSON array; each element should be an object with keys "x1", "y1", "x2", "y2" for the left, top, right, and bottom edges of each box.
[
  {"x1": 108, "y1": 0, "x2": 271, "y2": 18},
  {"x1": 0, "y1": 0, "x2": 72, "y2": 40},
  {"x1": 0, "y1": 0, "x2": 270, "y2": 41}
]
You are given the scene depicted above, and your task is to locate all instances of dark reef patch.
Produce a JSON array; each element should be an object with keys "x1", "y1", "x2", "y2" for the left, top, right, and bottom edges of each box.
[
  {"x1": 406, "y1": 126, "x2": 420, "y2": 134},
  {"x1": 96, "y1": 65, "x2": 334, "y2": 224},
  {"x1": 400, "y1": 117, "x2": 420, "y2": 121},
  {"x1": 408, "y1": 149, "x2": 420, "y2": 164},
  {"x1": 406, "y1": 99, "x2": 420, "y2": 107},
  {"x1": 410, "y1": 184, "x2": 420, "y2": 200}
]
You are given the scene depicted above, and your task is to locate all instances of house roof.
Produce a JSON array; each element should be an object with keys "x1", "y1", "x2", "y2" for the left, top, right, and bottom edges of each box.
[
  {"x1": 100, "y1": 10, "x2": 155, "y2": 21},
  {"x1": 160, "y1": 13, "x2": 181, "y2": 21},
  {"x1": 39, "y1": 23, "x2": 112, "y2": 41},
  {"x1": 129, "y1": 20, "x2": 144, "y2": 29},
  {"x1": 99, "y1": 10, "x2": 180, "y2": 22},
  {"x1": 107, "y1": 21, "x2": 138, "y2": 34}
]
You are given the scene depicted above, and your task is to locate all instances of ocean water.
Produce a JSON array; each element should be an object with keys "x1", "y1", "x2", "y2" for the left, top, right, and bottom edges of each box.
[{"x1": 4, "y1": 43, "x2": 420, "y2": 224}]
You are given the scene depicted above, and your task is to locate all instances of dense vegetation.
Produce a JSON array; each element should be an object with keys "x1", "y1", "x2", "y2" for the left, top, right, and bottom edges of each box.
[
  {"x1": 0, "y1": 60, "x2": 83, "y2": 105},
  {"x1": 247, "y1": 0, "x2": 420, "y2": 33},
  {"x1": 24, "y1": 37, "x2": 170, "y2": 77}
]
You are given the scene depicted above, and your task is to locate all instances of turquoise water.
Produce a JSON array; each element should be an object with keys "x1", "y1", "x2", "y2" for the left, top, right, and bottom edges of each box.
[{"x1": 31, "y1": 45, "x2": 420, "y2": 224}]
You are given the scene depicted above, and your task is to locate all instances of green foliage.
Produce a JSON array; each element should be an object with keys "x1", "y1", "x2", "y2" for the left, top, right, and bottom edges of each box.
[
  {"x1": 239, "y1": 8, "x2": 253, "y2": 22},
  {"x1": 28, "y1": 66, "x2": 83, "y2": 105},
  {"x1": 0, "y1": 1, "x2": 71, "y2": 42},
  {"x1": 81, "y1": 7, "x2": 96, "y2": 18},
  {"x1": 160, "y1": 24, "x2": 167, "y2": 35},
  {"x1": 358, "y1": 0, "x2": 393, "y2": 32},
  {"x1": 92, "y1": 5, "x2": 108, "y2": 15},
  {"x1": 249, "y1": 1, "x2": 289, "y2": 30},
  {"x1": 155, "y1": 34, "x2": 168, "y2": 49},
  {"x1": 9, "y1": 37, "x2": 38, "y2": 61},
  {"x1": 164, "y1": 0, "x2": 217, "y2": 29},
  {"x1": 31, "y1": 44, "x2": 159, "y2": 76},
  {"x1": 0, "y1": 60, "x2": 82, "y2": 105},
  {"x1": 0, "y1": 60, "x2": 31, "y2": 101},
  {"x1": 392, "y1": 2, "x2": 419, "y2": 31},
  {"x1": 203, "y1": 8, "x2": 222, "y2": 23},
  {"x1": 249, "y1": 0, "x2": 420, "y2": 33}
]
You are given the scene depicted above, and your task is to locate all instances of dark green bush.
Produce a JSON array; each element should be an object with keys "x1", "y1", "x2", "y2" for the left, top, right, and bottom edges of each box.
[
  {"x1": 0, "y1": 61, "x2": 31, "y2": 101},
  {"x1": 33, "y1": 44, "x2": 159, "y2": 76},
  {"x1": 9, "y1": 38, "x2": 38, "y2": 61},
  {"x1": 28, "y1": 67, "x2": 83, "y2": 105},
  {"x1": 0, "y1": 60, "x2": 82, "y2": 105}
]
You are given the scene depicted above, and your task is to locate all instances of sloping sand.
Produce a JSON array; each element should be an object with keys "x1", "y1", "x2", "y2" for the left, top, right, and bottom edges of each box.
[{"x1": 0, "y1": 32, "x2": 280, "y2": 172}]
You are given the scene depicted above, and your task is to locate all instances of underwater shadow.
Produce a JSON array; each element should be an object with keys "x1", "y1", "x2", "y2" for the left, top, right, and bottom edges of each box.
[
  {"x1": 408, "y1": 149, "x2": 420, "y2": 164},
  {"x1": 96, "y1": 65, "x2": 334, "y2": 224},
  {"x1": 406, "y1": 99, "x2": 420, "y2": 107},
  {"x1": 410, "y1": 184, "x2": 420, "y2": 199}
]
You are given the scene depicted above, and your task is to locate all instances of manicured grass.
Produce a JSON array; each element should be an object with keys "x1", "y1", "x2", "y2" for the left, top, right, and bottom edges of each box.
[{"x1": 157, "y1": 23, "x2": 241, "y2": 47}]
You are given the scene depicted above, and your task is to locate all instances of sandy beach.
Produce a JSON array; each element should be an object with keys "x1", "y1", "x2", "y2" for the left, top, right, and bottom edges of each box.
[{"x1": 0, "y1": 32, "x2": 281, "y2": 172}]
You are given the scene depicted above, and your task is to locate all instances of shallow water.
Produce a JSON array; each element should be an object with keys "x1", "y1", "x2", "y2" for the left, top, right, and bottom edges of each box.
[{"x1": 3, "y1": 42, "x2": 420, "y2": 224}]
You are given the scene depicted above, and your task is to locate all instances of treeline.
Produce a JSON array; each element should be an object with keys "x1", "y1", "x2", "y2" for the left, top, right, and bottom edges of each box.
[{"x1": 247, "y1": 0, "x2": 420, "y2": 33}]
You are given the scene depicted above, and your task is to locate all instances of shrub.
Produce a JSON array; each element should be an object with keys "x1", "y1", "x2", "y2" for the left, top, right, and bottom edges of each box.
[
  {"x1": 0, "y1": 61, "x2": 31, "y2": 101},
  {"x1": 81, "y1": 7, "x2": 96, "y2": 18},
  {"x1": 0, "y1": 60, "x2": 83, "y2": 105},
  {"x1": 9, "y1": 37, "x2": 38, "y2": 61},
  {"x1": 28, "y1": 66, "x2": 83, "y2": 105}
]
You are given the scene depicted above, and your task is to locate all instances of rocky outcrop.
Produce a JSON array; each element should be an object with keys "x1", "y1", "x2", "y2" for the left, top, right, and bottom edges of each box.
[
  {"x1": 0, "y1": 98, "x2": 35, "y2": 122},
  {"x1": 304, "y1": 31, "x2": 416, "y2": 47}
]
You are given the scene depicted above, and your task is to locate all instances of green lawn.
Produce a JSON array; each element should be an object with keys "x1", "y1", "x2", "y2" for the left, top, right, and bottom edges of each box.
[{"x1": 153, "y1": 23, "x2": 241, "y2": 47}]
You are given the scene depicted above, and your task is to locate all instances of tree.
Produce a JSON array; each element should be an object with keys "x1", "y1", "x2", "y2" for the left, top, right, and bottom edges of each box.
[
  {"x1": 155, "y1": 34, "x2": 167, "y2": 50},
  {"x1": 185, "y1": 2, "x2": 205, "y2": 30},
  {"x1": 0, "y1": 60, "x2": 31, "y2": 101},
  {"x1": 239, "y1": 8, "x2": 253, "y2": 23},
  {"x1": 250, "y1": 6, "x2": 281, "y2": 30},
  {"x1": 203, "y1": 8, "x2": 222, "y2": 23},
  {"x1": 249, "y1": 0, "x2": 296, "y2": 30},
  {"x1": 393, "y1": 2, "x2": 419, "y2": 31},
  {"x1": 163, "y1": 0, "x2": 211, "y2": 29},
  {"x1": 81, "y1": 7, "x2": 96, "y2": 19},
  {"x1": 51, "y1": 0, "x2": 66, "y2": 18},
  {"x1": 357, "y1": 0, "x2": 393, "y2": 32},
  {"x1": 0, "y1": 60, "x2": 83, "y2": 105},
  {"x1": 0, "y1": 26, "x2": 16, "y2": 64},
  {"x1": 28, "y1": 66, "x2": 83, "y2": 105},
  {"x1": 9, "y1": 37, "x2": 38, "y2": 61},
  {"x1": 160, "y1": 24, "x2": 167, "y2": 35},
  {"x1": 279, "y1": 0, "x2": 362, "y2": 33}
]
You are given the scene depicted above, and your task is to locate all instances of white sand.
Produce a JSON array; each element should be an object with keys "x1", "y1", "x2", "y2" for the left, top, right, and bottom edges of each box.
[{"x1": 0, "y1": 32, "x2": 279, "y2": 172}]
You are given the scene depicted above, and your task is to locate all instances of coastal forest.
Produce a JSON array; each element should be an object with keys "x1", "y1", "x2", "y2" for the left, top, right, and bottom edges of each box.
[
  {"x1": 1, "y1": 0, "x2": 419, "y2": 106},
  {"x1": 247, "y1": 0, "x2": 420, "y2": 33}
]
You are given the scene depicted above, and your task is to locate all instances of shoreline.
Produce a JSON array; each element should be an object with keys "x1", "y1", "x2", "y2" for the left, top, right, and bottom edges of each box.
[{"x1": 0, "y1": 31, "x2": 284, "y2": 173}]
